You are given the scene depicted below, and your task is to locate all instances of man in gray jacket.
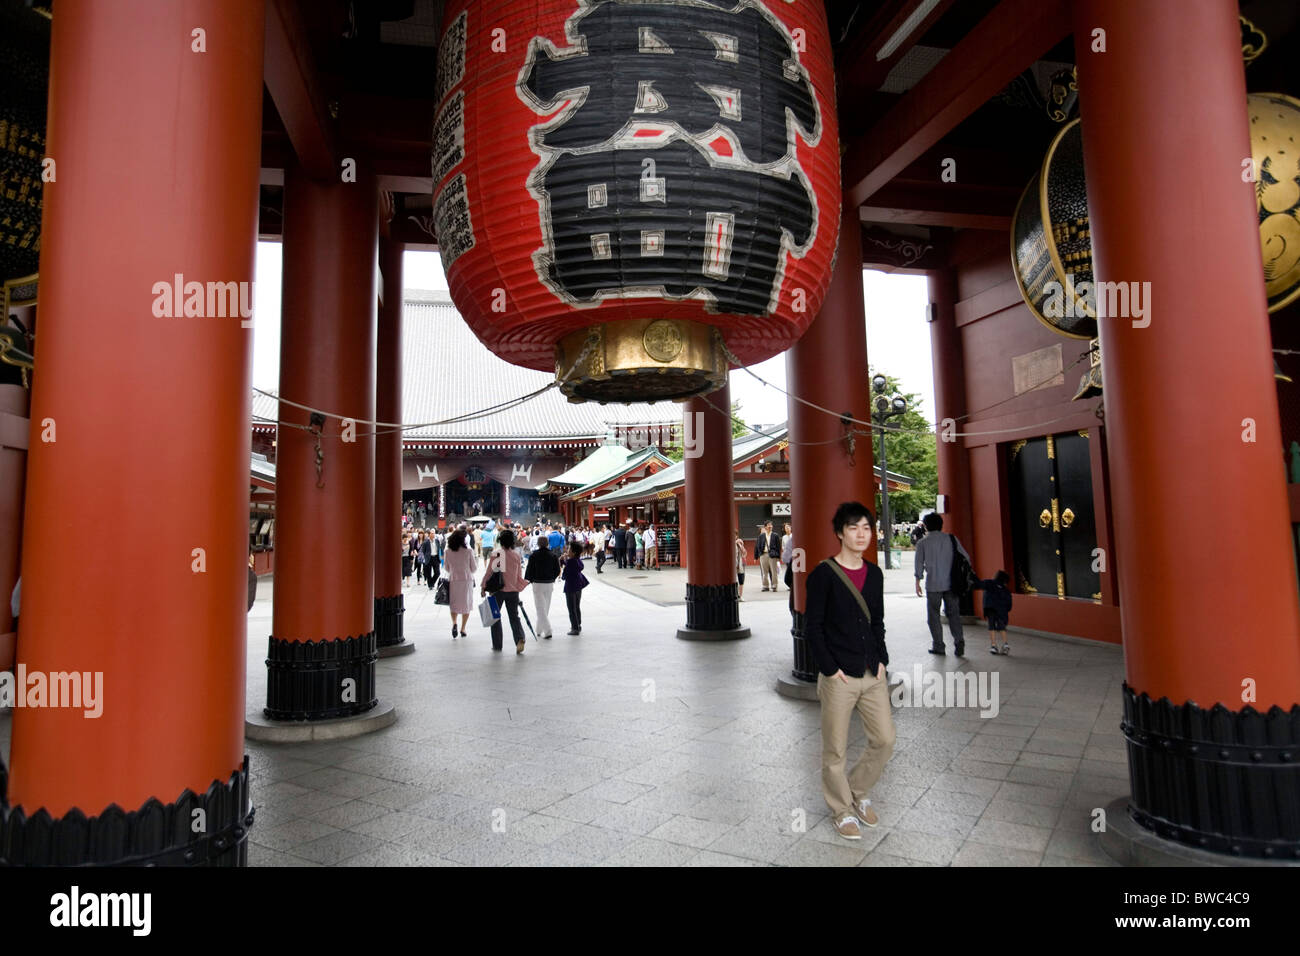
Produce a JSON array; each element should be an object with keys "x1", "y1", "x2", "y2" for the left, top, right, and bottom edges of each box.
[{"x1": 913, "y1": 513, "x2": 969, "y2": 656}]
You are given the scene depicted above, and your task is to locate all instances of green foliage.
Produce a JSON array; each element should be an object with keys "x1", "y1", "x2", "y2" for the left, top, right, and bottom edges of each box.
[
  {"x1": 869, "y1": 369, "x2": 937, "y2": 526},
  {"x1": 731, "y1": 399, "x2": 748, "y2": 438}
]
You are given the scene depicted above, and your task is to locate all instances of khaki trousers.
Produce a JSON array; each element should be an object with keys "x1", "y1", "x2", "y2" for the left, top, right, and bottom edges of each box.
[
  {"x1": 817, "y1": 670, "x2": 896, "y2": 820},
  {"x1": 759, "y1": 553, "x2": 777, "y2": 589}
]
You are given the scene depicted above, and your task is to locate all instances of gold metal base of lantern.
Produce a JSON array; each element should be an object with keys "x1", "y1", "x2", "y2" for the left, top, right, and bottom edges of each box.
[{"x1": 555, "y1": 319, "x2": 728, "y2": 403}]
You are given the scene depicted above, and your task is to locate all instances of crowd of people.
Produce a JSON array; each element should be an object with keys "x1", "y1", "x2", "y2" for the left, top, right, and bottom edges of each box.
[{"x1": 392, "y1": 502, "x2": 1012, "y2": 844}]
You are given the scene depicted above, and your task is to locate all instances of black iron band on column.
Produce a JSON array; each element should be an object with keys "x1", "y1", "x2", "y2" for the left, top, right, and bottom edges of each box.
[
  {"x1": 684, "y1": 582, "x2": 740, "y2": 630},
  {"x1": 374, "y1": 594, "x2": 405, "y2": 648},
  {"x1": 1121, "y1": 684, "x2": 1300, "y2": 859},
  {"x1": 265, "y1": 632, "x2": 379, "y2": 721},
  {"x1": 789, "y1": 609, "x2": 817, "y2": 682},
  {"x1": 0, "y1": 756, "x2": 253, "y2": 866}
]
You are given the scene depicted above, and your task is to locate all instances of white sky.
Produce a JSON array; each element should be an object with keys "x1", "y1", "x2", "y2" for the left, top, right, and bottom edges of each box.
[{"x1": 251, "y1": 244, "x2": 936, "y2": 426}]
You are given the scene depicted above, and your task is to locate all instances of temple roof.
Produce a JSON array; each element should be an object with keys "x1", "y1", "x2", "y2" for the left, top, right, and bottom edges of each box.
[
  {"x1": 541, "y1": 442, "x2": 669, "y2": 492},
  {"x1": 590, "y1": 424, "x2": 913, "y2": 505},
  {"x1": 252, "y1": 291, "x2": 682, "y2": 442}
]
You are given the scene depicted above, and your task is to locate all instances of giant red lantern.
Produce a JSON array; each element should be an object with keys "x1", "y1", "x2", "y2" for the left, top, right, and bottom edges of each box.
[{"x1": 432, "y1": 0, "x2": 840, "y2": 402}]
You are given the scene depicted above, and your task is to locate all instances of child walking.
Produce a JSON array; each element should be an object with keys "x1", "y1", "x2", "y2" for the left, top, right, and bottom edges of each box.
[
  {"x1": 975, "y1": 570, "x2": 1014, "y2": 654},
  {"x1": 561, "y1": 541, "x2": 588, "y2": 635}
]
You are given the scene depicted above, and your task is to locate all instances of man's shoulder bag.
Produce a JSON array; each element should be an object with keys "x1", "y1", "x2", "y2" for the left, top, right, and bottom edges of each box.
[
  {"x1": 819, "y1": 558, "x2": 872, "y2": 624},
  {"x1": 949, "y1": 535, "x2": 975, "y2": 598}
]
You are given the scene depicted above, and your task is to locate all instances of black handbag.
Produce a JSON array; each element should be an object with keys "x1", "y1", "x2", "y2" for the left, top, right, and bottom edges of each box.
[
  {"x1": 484, "y1": 569, "x2": 505, "y2": 593},
  {"x1": 434, "y1": 576, "x2": 450, "y2": 605}
]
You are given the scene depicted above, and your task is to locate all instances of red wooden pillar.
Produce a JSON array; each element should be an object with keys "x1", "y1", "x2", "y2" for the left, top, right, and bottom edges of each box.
[
  {"x1": 785, "y1": 200, "x2": 875, "y2": 681},
  {"x1": 375, "y1": 236, "x2": 407, "y2": 652},
  {"x1": 267, "y1": 164, "x2": 381, "y2": 720},
  {"x1": 4, "y1": 0, "x2": 263, "y2": 865},
  {"x1": 1074, "y1": 0, "x2": 1300, "y2": 858},
  {"x1": 927, "y1": 269, "x2": 974, "y2": 550},
  {"x1": 678, "y1": 378, "x2": 749, "y2": 639},
  {"x1": 928, "y1": 268, "x2": 976, "y2": 612}
]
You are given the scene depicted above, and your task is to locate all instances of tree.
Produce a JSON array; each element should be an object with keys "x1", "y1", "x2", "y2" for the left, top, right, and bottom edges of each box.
[{"x1": 869, "y1": 369, "x2": 937, "y2": 527}]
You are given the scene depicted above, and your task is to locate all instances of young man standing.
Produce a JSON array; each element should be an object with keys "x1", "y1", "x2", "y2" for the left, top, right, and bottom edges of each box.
[
  {"x1": 913, "y1": 512, "x2": 970, "y2": 656},
  {"x1": 804, "y1": 501, "x2": 895, "y2": 840},
  {"x1": 643, "y1": 523, "x2": 658, "y2": 570}
]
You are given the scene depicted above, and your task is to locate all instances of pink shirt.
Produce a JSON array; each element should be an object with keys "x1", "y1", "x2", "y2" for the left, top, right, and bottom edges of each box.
[{"x1": 483, "y1": 547, "x2": 528, "y2": 593}]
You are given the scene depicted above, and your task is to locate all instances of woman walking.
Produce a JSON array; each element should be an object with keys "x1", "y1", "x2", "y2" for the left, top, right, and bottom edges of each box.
[
  {"x1": 443, "y1": 528, "x2": 478, "y2": 639},
  {"x1": 401, "y1": 532, "x2": 413, "y2": 587},
  {"x1": 561, "y1": 541, "x2": 588, "y2": 635},
  {"x1": 483, "y1": 528, "x2": 529, "y2": 654},
  {"x1": 734, "y1": 528, "x2": 748, "y2": 601}
]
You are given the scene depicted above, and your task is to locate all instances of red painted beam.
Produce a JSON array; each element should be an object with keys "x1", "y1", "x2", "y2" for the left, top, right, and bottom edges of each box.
[
  {"x1": 264, "y1": 0, "x2": 339, "y2": 180},
  {"x1": 843, "y1": 0, "x2": 1070, "y2": 208}
]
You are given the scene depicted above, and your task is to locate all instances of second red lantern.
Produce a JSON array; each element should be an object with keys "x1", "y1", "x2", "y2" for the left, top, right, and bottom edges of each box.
[{"x1": 432, "y1": 0, "x2": 841, "y2": 402}]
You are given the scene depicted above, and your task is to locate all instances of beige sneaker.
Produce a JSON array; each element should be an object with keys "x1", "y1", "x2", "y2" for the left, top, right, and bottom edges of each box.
[
  {"x1": 854, "y1": 798, "x2": 879, "y2": 828},
  {"x1": 833, "y1": 815, "x2": 863, "y2": 840}
]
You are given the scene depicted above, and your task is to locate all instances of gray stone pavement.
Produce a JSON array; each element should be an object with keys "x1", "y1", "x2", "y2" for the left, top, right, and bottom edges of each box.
[{"x1": 0, "y1": 553, "x2": 1128, "y2": 866}]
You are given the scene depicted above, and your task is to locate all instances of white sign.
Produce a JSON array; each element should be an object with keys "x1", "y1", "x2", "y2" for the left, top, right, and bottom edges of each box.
[
  {"x1": 772, "y1": 503, "x2": 791, "y2": 516},
  {"x1": 936, "y1": 494, "x2": 947, "y2": 514}
]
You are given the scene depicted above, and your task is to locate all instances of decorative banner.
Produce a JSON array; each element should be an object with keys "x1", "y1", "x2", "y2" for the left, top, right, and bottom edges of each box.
[
  {"x1": 401, "y1": 456, "x2": 572, "y2": 491},
  {"x1": 1013, "y1": 92, "x2": 1300, "y2": 338},
  {"x1": 433, "y1": 0, "x2": 840, "y2": 402},
  {"x1": 0, "y1": 2, "x2": 49, "y2": 285}
]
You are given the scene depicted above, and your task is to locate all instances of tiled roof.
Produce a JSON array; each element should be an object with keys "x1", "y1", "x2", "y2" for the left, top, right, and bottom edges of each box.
[
  {"x1": 590, "y1": 424, "x2": 912, "y2": 505},
  {"x1": 561, "y1": 445, "x2": 674, "y2": 499},
  {"x1": 252, "y1": 291, "x2": 681, "y2": 441},
  {"x1": 541, "y1": 443, "x2": 641, "y2": 489},
  {"x1": 591, "y1": 425, "x2": 790, "y2": 505}
]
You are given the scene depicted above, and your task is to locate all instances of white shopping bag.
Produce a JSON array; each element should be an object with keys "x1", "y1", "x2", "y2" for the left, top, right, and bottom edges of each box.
[{"x1": 478, "y1": 595, "x2": 500, "y2": 628}]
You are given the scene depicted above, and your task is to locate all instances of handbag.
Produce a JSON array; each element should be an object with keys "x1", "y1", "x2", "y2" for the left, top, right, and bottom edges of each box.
[
  {"x1": 819, "y1": 558, "x2": 872, "y2": 624},
  {"x1": 478, "y1": 595, "x2": 500, "y2": 627},
  {"x1": 484, "y1": 569, "x2": 505, "y2": 593},
  {"x1": 434, "y1": 575, "x2": 450, "y2": 605}
]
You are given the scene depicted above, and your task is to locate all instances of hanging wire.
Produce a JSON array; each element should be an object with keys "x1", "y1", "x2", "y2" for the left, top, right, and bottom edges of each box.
[{"x1": 251, "y1": 333, "x2": 1099, "y2": 446}]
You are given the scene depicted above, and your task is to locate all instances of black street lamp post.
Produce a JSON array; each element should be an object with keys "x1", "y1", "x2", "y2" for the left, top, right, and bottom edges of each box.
[{"x1": 871, "y1": 374, "x2": 908, "y2": 570}]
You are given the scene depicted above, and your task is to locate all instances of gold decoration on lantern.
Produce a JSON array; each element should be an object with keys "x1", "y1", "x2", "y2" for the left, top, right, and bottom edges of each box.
[{"x1": 555, "y1": 318, "x2": 726, "y2": 403}]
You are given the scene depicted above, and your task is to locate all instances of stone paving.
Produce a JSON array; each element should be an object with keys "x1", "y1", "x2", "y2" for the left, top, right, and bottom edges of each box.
[
  {"x1": 0, "y1": 555, "x2": 1128, "y2": 866},
  {"x1": 235, "y1": 557, "x2": 1127, "y2": 866}
]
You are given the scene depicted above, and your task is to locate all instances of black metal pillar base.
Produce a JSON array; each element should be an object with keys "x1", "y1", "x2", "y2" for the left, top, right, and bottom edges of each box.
[
  {"x1": 678, "y1": 582, "x2": 748, "y2": 640},
  {"x1": 265, "y1": 632, "x2": 379, "y2": 721},
  {"x1": 788, "y1": 609, "x2": 818, "y2": 682},
  {"x1": 683, "y1": 582, "x2": 740, "y2": 629},
  {"x1": 1120, "y1": 684, "x2": 1300, "y2": 860},
  {"x1": 0, "y1": 756, "x2": 253, "y2": 866},
  {"x1": 774, "y1": 610, "x2": 819, "y2": 699},
  {"x1": 374, "y1": 594, "x2": 405, "y2": 648}
]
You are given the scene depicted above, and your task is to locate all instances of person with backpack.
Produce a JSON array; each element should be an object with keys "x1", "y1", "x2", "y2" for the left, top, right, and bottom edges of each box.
[
  {"x1": 975, "y1": 570, "x2": 1014, "y2": 655},
  {"x1": 803, "y1": 501, "x2": 894, "y2": 841},
  {"x1": 560, "y1": 541, "x2": 588, "y2": 635},
  {"x1": 913, "y1": 512, "x2": 971, "y2": 657},
  {"x1": 524, "y1": 534, "x2": 561, "y2": 640}
]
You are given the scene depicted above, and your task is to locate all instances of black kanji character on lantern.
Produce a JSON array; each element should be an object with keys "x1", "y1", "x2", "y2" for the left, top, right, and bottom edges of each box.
[
  {"x1": 520, "y1": 0, "x2": 818, "y2": 166},
  {"x1": 537, "y1": 139, "x2": 812, "y2": 314}
]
